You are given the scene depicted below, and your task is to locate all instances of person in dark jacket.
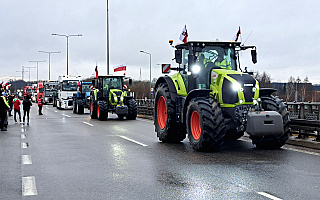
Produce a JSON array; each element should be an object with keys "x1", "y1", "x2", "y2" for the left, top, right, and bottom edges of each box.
[
  {"x1": 8, "y1": 94, "x2": 14, "y2": 116},
  {"x1": 22, "y1": 95, "x2": 32, "y2": 125},
  {"x1": 0, "y1": 91, "x2": 10, "y2": 131}
]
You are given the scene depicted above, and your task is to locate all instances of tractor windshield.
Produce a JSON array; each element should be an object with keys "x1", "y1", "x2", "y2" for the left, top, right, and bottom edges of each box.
[
  {"x1": 196, "y1": 46, "x2": 236, "y2": 71},
  {"x1": 82, "y1": 84, "x2": 91, "y2": 93},
  {"x1": 102, "y1": 77, "x2": 122, "y2": 92}
]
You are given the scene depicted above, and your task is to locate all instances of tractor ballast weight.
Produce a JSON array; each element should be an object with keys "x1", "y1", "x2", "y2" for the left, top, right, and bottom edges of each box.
[
  {"x1": 89, "y1": 75, "x2": 137, "y2": 120},
  {"x1": 154, "y1": 40, "x2": 289, "y2": 151}
]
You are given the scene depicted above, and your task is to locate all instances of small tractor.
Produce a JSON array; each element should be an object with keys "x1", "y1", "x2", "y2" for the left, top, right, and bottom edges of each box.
[
  {"x1": 72, "y1": 81, "x2": 92, "y2": 114},
  {"x1": 90, "y1": 75, "x2": 137, "y2": 120},
  {"x1": 154, "y1": 40, "x2": 290, "y2": 152}
]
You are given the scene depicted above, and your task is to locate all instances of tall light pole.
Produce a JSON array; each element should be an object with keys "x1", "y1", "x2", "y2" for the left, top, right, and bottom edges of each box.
[
  {"x1": 39, "y1": 51, "x2": 61, "y2": 80},
  {"x1": 29, "y1": 60, "x2": 46, "y2": 82},
  {"x1": 24, "y1": 66, "x2": 36, "y2": 86},
  {"x1": 106, "y1": 0, "x2": 110, "y2": 75},
  {"x1": 140, "y1": 50, "x2": 152, "y2": 89},
  {"x1": 52, "y1": 33, "x2": 82, "y2": 75},
  {"x1": 16, "y1": 66, "x2": 27, "y2": 80}
]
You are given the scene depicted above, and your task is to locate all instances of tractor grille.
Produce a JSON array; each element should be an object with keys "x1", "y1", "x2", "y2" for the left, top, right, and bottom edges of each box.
[
  {"x1": 228, "y1": 74, "x2": 256, "y2": 103},
  {"x1": 222, "y1": 79, "x2": 239, "y2": 104}
]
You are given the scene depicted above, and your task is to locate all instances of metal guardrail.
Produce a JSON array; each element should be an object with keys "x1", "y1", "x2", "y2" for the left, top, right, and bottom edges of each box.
[{"x1": 135, "y1": 99, "x2": 320, "y2": 141}]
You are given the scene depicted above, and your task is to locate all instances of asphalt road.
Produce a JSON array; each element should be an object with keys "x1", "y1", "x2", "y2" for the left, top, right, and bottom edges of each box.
[{"x1": 1, "y1": 104, "x2": 320, "y2": 200}]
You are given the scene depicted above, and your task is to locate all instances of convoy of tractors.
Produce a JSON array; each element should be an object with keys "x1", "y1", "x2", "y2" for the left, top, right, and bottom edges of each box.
[{"x1": 21, "y1": 37, "x2": 290, "y2": 152}]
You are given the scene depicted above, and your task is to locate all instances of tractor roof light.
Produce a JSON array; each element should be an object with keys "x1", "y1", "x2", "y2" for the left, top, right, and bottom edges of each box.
[{"x1": 191, "y1": 65, "x2": 201, "y2": 74}]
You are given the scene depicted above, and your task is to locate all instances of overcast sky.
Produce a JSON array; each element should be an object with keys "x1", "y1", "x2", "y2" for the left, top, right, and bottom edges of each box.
[{"x1": 1, "y1": 0, "x2": 320, "y2": 84}]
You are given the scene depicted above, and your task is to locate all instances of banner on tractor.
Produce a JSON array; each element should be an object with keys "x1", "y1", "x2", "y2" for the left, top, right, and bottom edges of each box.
[{"x1": 161, "y1": 64, "x2": 171, "y2": 74}]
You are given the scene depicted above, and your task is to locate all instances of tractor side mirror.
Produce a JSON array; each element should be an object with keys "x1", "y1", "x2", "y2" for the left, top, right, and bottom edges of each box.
[
  {"x1": 251, "y1": 49, "x2": 257, "y2": 64},
  {"x1": 175, "y1": 49, "x2": 182, "y2": 64},
  {"x1": 129, "y1": 78, "x2": 133, "y2": 86}
]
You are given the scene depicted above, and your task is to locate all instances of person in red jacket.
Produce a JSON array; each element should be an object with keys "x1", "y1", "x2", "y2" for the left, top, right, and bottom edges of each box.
[
  {"x1": 38, "y1": 95, "x2": 43, "y2": 115},
  {"x1": 12, "y1": 95, "x2": 21, "y2": 123}
]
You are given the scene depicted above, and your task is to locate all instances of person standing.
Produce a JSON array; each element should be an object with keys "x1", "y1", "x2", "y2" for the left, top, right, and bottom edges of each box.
[
  {"x1": 8, "y1": 94, "x2": 14, "y2": 116},
  {"x1": 22, "y1": 95, "x2": 32, "y2": 125},
  {"x1": 38, "y1": 95, "x2": 43, "y2": 115},
  {"x1": 0, "y1": 91, "x2": 10, "y2": 131},
  {"x1": 12, "y1": 95, "x2": 21, "y2": 124}
]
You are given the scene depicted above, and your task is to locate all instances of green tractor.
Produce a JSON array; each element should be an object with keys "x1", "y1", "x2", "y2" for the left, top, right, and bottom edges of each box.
[
  {"x1": 154, "y1": 40, "x2": 290, "y2": 152},
  {"x1": 90, "y1": 75, "x2": 137, "y2": 120}
]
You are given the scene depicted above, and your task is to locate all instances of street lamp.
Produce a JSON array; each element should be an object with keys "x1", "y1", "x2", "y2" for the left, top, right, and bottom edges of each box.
[
  {"x1": 24, "y1": 66, "x2": 36, "y2": 86},
  {"x1": 16, "y1": 66, "x2": 27, "y2": 81},
  {"x1": 29, "y1": 60, "x2": 46, "y2": 82},
  {"x1": 39, "y1": 51, "x2": 61, "y2": 80},
  {"x1": 140, "y1": 50, "x2": 152, "y2": 89},
  {"x1": 52, "y1": 33, "x2": 82, "y2": 75}
]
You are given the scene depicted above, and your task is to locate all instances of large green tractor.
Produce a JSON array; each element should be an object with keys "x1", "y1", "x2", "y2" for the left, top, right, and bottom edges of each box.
[
  {"x1": 90, "y1": 75, "x2": 137, "y2": 120},
  {"x1": 154, "y1": 41, "x2": 290, "y2": 152}
]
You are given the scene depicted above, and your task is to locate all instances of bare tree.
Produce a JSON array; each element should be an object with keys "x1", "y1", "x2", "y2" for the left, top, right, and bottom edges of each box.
[
  {"x1": 254, "y1": 71, "x2": 272, "y2": 88},
  {"x1": 286, "y1": 76, "x2": 296, "y2": 102}
]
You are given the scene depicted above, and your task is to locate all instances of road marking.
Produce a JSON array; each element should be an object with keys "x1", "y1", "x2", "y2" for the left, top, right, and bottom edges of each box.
[
  {"x1": 21, "y1": 142, "x2": 29, "y2": 148},
  {"x1": 257, "y1": 192, "x2": 282, "y2": 200},
  {"x1": 21, "y1": 155, "x2": 32, "y2": 165},
  {"x1": 62, "y1": 114, "x2": 71, "y2": 118},
  {"x1": 283, "y1": 147, "x2": 320, "y2": 156},
  {"x1": 119, "y1": 136, "x2": 148, "y2": 147},
  {"x1": 54, "y1": 111, "x2": 58, "y2": 113},
  {"x1": 21, "y1": 134, "x2": 27, "y2": 139},
  {"x1": 22, "y1": 176, "x2": 38, "y2": 196},
  {"x1": 83, "y1": 122, "x2": 94, "y2": 126}
]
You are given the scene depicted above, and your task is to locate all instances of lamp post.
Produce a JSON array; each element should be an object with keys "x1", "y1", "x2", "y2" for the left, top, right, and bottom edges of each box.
[
  {"x1": 39, "y1": 51, "x2": 61, "y2": 80},
  {"x1": 16, "y1": 66, "x2": 27, "y2": 81},
  {"x1": 24, "y1": 66, "x2": 36, "y2": 86},
  {"x1": 140, "y1": 50, "x2": 152, "y2": 89},
  {"x1": 295, "y1": 77, "x2": 301, "y2": 102},
  {"x1": 29, "y1": 60, "x2": 46, "y2": 82},
  {"x1": 52, "y1": 33, "x2": 82, "y2": 75}
]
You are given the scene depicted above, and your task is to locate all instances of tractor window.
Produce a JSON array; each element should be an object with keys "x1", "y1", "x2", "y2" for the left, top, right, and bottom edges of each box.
[
  {"x1": 102, "y1": 77, "x2": 122, "y2": 91},
  {"x1": 62, "y1": 80, "x2": 78, "y2": 91},
  {"x1": 82, "y1": 84, "x2": 91, "y2": 93},
  {"x1": 198, "y1": 46, "x2": 236, "y2": 70}
]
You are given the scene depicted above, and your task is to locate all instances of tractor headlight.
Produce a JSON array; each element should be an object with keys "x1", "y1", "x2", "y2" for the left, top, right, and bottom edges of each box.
[
  {"x1": 191, "y1": 65, "x2": 201, "y2": 74},
  {"x1": 114, "y1": 96, "x2": 117, "y2": 101},
  {"x1": 120, "y1": 96, "x2": 124, "y2": 101},
  {"x1": 232, "y1": 82, "x2": 241, "y2": 91}
]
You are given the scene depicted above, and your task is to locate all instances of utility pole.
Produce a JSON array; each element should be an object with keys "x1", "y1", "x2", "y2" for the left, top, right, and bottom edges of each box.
[{"x1": 106, "y1": 0, "x2": 110, "y2": 75}]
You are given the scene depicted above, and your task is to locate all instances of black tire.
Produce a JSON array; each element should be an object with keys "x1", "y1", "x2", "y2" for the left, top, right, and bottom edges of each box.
[
  {"x1": 77, "y1": 100, "x2": 84, "y2": 114},
  {"x1": 250, "y1": 96, "x2": 290, "y2": 149},
  {"x1": 187, "y1": 98, "x2": 226, "y2": 152},
  {"x1": 90, "y1": 98, "x2": 97, "y2": 119},
  {"x1": 154, "y1": 83, "x2": 186, "y2": 143},
  {"x1": 224, "y1": 129, "x2": 244, "y2": 141},
  {"x1": 73, "y1": 100, "x2": 77, "y2": 113},
  {"x1": 127, "y1": 99, "x2": 137, "y2": 120},
  {"x1": 97, "y1": 100, "x2": 108, "y2": 121}
]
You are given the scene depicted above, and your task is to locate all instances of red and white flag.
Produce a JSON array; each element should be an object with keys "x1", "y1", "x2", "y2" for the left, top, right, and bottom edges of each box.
[
  {"x1": 179, "y1": 25, "x2": 188, "y2": 44},
  {"x1": 233, "y1": 26, "x2": 241, "y2": 42},
  {"x1": 114, "y1": 63, "x2": 126, "y2": 72},
  {"x1": 95, "y1": 65, "x2": 98, "y2": 79}
]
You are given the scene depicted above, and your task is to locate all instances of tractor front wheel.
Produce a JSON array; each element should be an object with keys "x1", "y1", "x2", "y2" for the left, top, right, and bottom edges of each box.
[
  {"x1": 97, "y1": 100, "x2": 108, "y2": 121},
  {"x1": 90, "y1": 98, "x2": 97, "y2": 119},
  {"x1": 127, "y1": 99, "x2": 137, "y2": 120},
  {"x1": 187, "y1": 98, "x2": 226, "y2": 152},
  {"x1": 77, "y1": 100, "x2": 84, "y2": 114}
]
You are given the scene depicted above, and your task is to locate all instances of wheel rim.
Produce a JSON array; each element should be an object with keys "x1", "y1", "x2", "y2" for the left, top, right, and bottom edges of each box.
[
  {"x1": 191, "y1": 110, "x2": 201, "y2": 140},
  {"x1": 157, "y1": 96, "x2": 167, "y2": 129}
]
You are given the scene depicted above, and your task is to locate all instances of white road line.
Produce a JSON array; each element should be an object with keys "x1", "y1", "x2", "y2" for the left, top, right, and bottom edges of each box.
[
  {"x1": 22, "y1": 176, "x2": 38, "y2": 196},
  {"x1": 21, "y1": 134, "x2": 27, "y2": 139},
  {"x1": 62, "y1": 114, "x2": 71, "y2": 118},
  {"x1": 83, "y1": 122, "x2": 94, "y2": 126},
  {"x1": 21, "y1": 142, "x2": 28, "y2": 148},
  {"x1": 54, "y1": 111, "x2": 58, "y2": 112},
  {"x1": 257, "y1": 192, "x2": 282, "y2": 200},
  {"x1": 21, "y1": 155, "x2": 32, "y2": 165},
  {"x1": 283, "y1": 147, "x2": 320, "y2": 156},
  {"x1": 119, "y1": 136, "x2": 148, "y2": 147}
]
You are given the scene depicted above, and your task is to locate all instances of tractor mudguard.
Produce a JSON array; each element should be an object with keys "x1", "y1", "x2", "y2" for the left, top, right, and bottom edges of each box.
[
  {"x1": 259, "y1": 88, "x2": 277, "y2": 97},
  {"x1": 155, "y1": 76, "x2": 178, "y2": 102},
  {"x1": 182, "y1": 89, "x2": 212, "y2": 123}
]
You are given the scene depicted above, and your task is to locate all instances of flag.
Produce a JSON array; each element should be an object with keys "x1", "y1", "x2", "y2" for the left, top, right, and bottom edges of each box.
[
  {"x1": 234, "y1": 26, "x2": 241, "y2": 42},
  {"x1": 179, "y1": 25, "x2": 188, "y2": 44},
  {"x1": 95, "y1": 66, "x2": 98, "y2": 79},
  {"x1": 114, "y1": 63, "x2": 126, "y2": 72}
]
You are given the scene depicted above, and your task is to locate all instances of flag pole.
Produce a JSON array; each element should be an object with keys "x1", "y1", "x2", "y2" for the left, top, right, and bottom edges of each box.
[{"x1": 106, "y1": 0, "x2": 110, "y2": 75}]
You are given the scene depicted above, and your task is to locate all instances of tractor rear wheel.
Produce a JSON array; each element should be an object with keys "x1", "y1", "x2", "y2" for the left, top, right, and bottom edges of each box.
[
  {"x1": 250, "y1": 96, "x2": 290, "y2": 149},
  {"x1": 73, "y1": 100, "x2": 77, "y2": 113},
  {"x1": 127, "y1": 99, "x2": 137, "y2": 120},
  {"x1": 187, "y1": 98, "x2": 226, "y2": 152},
  {"x1": 90, "y1": 98, "x2": 97, "y2": 119},
  {"x1": 154, "y1": 83, "x2": 185, "y2": 142},
  {"x1": 77, "y1": 100, "x2": 84, "y2": 114},
  {"x1": 97, "y1": 100, "x2": 108, "y2": 121}
]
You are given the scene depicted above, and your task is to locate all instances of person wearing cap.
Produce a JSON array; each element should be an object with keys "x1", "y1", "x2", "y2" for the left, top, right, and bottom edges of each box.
[{"x1": 0, "y1": 90, "x2": 10, "y2": 131}]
